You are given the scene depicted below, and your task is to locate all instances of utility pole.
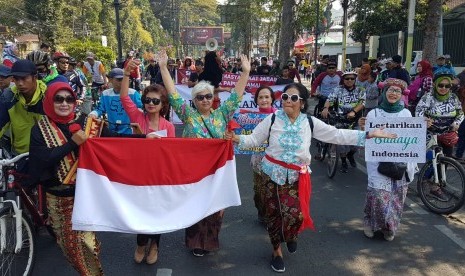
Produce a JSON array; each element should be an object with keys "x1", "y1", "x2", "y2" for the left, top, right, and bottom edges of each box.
[
  {"x1": 341, "y1": 0, "x2": 349, "y2": 71},
  {"x1": 113, "y1": 0, "x2": 123, "y2": 61},
  {"x1": 405, "y1": 0, "x2": 416, "y2": 72},
  {"x1": 313, "y1": 0, "x2": 320, "y2": 67}
]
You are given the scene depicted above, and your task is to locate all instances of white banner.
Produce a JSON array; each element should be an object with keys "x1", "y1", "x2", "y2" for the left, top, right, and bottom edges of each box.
[
  {"x1": 170, "y1": 84, "x2": 285, "y2": 124},
  {"x1": 365, "y1": 117, "x2": 426, "y2": 163}
]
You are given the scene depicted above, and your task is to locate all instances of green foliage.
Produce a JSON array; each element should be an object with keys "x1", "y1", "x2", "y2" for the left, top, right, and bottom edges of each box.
[
  {"x1": 349, "y1": 0, "x2": 429, "y2": 43},
  {"x1": 64, "y1": 39, "x2": 116, "y2": 68}
]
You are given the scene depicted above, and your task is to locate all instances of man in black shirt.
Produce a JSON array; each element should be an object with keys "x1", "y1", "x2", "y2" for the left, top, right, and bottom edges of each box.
[
  {"x1": 275, "y1": 66, "x2": 294, "y2": 85},
  {"x1": 257, "y1": 57, "x2": 272, "y2": 75},
  {"x1": 188, "y1": 60, "x2": 204, "y2": 88}
]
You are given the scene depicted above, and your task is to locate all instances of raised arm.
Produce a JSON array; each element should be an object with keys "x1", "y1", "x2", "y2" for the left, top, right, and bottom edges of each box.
[
  {"x1": 121, "y1": 59, "x2": 139, "y2": 98},
  {"x1": 157, "y1": 51, "x2": 176, "y2": 94},
  {"x1": 233, "y1": 54, "x2": 251, "y2": 98}
]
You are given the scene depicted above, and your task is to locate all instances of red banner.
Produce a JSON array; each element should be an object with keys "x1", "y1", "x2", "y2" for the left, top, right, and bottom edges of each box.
[
  {"x1": 181, "y1": 27, "x2": 224, "y2": 45},
  {"x1": 176, "y1": 70, "x2": 278, "y2": 94}
]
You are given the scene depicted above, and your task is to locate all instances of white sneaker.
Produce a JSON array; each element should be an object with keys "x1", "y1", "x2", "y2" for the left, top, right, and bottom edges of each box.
[
  {"x1": 383, "y1": 231, "x2": 395, "y2": 241},
  {"x1": 363, "y1": 226, "x2": 374, "y2": 238}
]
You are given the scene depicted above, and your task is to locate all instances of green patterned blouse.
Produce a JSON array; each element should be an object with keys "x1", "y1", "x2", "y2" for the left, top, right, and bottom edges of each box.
[{"x1": 169, "y1": 90, "x2": 242, "y2": 138}]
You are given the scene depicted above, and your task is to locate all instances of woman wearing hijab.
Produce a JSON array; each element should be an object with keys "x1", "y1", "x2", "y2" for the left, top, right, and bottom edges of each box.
[
  {"x1": 361, "y1": 78, "x2": 417, "y2": 242},
  {"x1": 356, "y1": 64, "x2": 371, "y2": 91},
  {"x1": 28, "y1": 82, "x2": 104, "y2": 275},
  {"x1": 2, "y1": 43, "x2": 20, "y2": 68},
  {"x1": 407, "y1": 60, "x2": 433, "y2": 114},
  {"x1": 415, "y1": 74, "x2": 463, "y2": 201}
]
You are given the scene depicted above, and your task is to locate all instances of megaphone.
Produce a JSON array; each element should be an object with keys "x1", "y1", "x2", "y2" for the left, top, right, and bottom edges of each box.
[{"x1": 205, "y1": 38, "x2": 218, "y2": 51}]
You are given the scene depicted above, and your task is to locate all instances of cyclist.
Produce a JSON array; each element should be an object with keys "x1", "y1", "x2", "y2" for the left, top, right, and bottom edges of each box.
[
  {"x1": 0, "y1": 59, "x2": 47, "y2": 161},
  {"x1": 415, "y1": 73, "x2": 463, "y2": 201},
  {"x1": 82, "y1": 52, "x2": 108, "y2": 91},
  {"x1": 88, "y1": 68, "x2": 142, "y2": 134},
  {"x1": 25, "y1": 50, "x2": 68, "y2": 85},
  {"x1": 311, "y1": 60, "x2": 342, "y2": 116},
  {"x1": 321, "y1": 70, "x2": 366, "y2": 173},
  {"x1": 52, "y1": 51, "x2": 84, "y2": 98}
]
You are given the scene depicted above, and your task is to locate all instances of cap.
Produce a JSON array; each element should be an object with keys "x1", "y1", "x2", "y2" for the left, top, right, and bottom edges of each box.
[
  {"x1": 392, "y1": 55, "x2": 402, "y2": 64},
  {"x1": 107, "y1": 68, "x2": 124, "y2": 79},
  {"x1": 0, "y1": 64, "x2": 11, "y2": 77},
  {"x1": 385, "y1": 58, "x2": 393, "y2": 64},
  {"x1": 86, "y1": 53, "x2": 95, "y2": 60},
  {"x1": 437, "y1": 55, "x2": 445, "y2": 59},
  {"x1": 327, "y1": 60, "x2": 337, "y2": 66},
  {"x1": 10, "y1": 59, "x2": 37, "y2": 77}
]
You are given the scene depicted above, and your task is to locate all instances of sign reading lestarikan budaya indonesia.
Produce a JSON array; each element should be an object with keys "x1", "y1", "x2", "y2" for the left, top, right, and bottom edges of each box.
[{"x1": 365, "y1": 117, "x2": 426, "y2": 163}]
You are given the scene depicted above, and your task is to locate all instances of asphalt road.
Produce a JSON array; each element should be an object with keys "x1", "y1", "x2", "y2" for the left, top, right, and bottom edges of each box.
[
  {"x1": 31, "y1": 81, "x2": 465, "y2": 275},
  {"x1": 32, "y1": 146, "x2": 465, "y2": 276}
]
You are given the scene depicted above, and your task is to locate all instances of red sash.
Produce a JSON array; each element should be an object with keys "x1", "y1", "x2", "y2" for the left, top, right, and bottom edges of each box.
[{"x1": 265, "y1": 155, "x2": 315, "y2": 232}]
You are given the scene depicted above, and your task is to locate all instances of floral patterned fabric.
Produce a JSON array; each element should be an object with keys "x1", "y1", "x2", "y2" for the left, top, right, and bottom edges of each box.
[
  {"x1": 263, "y1": 175, "x2": 302, "y2": 249},
  {"x1": 363, "y1": 184, "x2": 408, "y2": 236},
  {"x1": 168, "y1": 89, "x2": 242, "y2": 138}
]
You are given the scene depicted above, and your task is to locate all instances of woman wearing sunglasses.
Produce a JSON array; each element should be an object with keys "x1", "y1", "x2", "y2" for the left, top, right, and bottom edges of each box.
[
  {"x1": 121, "y1": 60, "x2": 175, "y2": 264},
  {"x1": 415, "y1": 74, "x2": 463, "y2": 201},
  {"x1": 158, "y1": 51, "x2": 250, "y2": 257},
  {"x1": 28, "y1": 82, "x2": 104, "y2": 275},
  {"x1": 321, "y1": 70, "x2": 366, "y2": 173},
  {"x1": 225, "y1": 83, "x2": 395, "y2": 273}
]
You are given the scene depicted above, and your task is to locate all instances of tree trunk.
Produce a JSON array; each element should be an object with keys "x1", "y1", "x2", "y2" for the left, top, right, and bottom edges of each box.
[
  {"x1": 278, "y1": 0, "x2": 295, "y2": 68},
  {"x1": 422, "y1": 0, "x2": 442, "y2": 65},
  {"x1": 274, "y1": 13, "x2": 282, "y2": 58}
]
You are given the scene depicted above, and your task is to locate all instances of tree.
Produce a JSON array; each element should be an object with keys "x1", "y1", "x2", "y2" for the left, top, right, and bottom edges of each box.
[
  {"x1": 422, "y1": 0, "x2": 443, "y2": 64},
  {"x1": 277, "y1": 0, "x2": 295, "y2": 67}
]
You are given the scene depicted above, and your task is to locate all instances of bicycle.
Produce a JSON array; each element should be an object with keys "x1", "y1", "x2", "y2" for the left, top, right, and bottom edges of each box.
[
  {"x1": 0, "y1": 149, "x2": 55, "y2": 276},
  {"x1": 416, "y1": 128, "x2": 465, "y2": 214}
]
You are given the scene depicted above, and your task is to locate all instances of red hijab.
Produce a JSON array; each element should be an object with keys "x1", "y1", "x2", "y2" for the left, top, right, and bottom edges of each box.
[
  {"x1": 418, "y1": 60, "x2": 433, "y2": 77},
  {"x1": 357, "y1": 64, "x2": 371, "y2": 82},
  {"x1": 43, "y1": 82, "x2": 77, "y2": 125}
]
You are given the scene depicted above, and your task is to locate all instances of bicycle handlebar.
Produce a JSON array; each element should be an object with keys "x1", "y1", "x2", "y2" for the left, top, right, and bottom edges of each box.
[{"x1": 0, "y1": 152, "x2": 29, "y2": 166}]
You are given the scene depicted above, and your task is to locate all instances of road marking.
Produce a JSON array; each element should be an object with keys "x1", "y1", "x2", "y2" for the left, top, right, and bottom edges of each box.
[
  {"x1": 434, "y1": 225, "x2": 465, "y2": 250},
  {"x1": 156, "y1": 268, "x2": 172, "y2": 276},
  {"x1": 404, "y1": 198, "x2": 429, "y2": 215}
]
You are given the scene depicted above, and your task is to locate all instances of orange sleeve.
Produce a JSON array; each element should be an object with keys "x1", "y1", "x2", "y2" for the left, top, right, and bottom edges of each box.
[
  {"x1": 82, "y1": 66, "x2": 89, "y2": 75},
  {"x1": 99, "y1": 63, "x2": 105, "y2": 74}
]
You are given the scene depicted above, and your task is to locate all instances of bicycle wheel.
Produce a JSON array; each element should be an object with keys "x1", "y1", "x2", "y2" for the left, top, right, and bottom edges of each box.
[
  {"x1": 326, "y1": 144, "x2": 338, "y2": 178},
  {"x1": 315, "y1": 141, "x2": 326, "y2": 162},
  {"x1": 0, "y1": 206, "x2": 36, "y2": 276},
  {"x1": 417, "y1": 156, "x2": 465, "y2": 214}
]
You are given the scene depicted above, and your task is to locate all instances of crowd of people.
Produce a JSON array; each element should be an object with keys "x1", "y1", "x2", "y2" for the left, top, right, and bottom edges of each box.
[{"x1": 1, "y1": 40, "x2": 465, "y2": 274}]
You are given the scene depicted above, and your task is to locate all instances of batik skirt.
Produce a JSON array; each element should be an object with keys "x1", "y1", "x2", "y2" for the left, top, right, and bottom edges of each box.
[
  {"x1": 185, "y1": 210, "x2": 224, "y2": 251},
  {"x1": 46, "y1": 193, "x2": 103, "y2": 276},
  {"x1": 263, "y1": 175, "x2": 303, "y2": 249},
  {"x1": 363, "y1": 182, "x2": 408, "y2": 235}
]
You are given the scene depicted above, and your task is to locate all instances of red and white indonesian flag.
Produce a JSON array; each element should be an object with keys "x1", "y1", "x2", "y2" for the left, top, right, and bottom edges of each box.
[{"x1": 72, "y1": 138, "x2": 241, "y2": 234}]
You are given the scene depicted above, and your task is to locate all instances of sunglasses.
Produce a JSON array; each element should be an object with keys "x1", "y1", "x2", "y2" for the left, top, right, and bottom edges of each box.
[
  {"x1": 59, "y1": 61, "x2": 69, "y2": 65},
  {"x1": 281, "y1": 93, "x2": 303, "y2": 102},
  {"x1": 328, "y1": 66, "x2": 336, "y2": 69},
  {"x1": 53, "y1": 95, "x2": 76, "y2": 104},
  {"x1": 344, "y1": 77, "x2": 355, "y2": 81},
  {"x1": 195, "y1": 93, "x2": 213, "y2": 101},
  {"x1": 437, "y1": 83, "x2": 452, "y2": 89},
  {"x1": 143, "y1": 97, "x2": 161, "y2": 105}
]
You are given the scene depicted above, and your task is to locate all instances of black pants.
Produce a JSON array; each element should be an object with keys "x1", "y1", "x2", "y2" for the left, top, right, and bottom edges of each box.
[{"x1": 137, "y1": 234, "x2": 161, "y2": 247}]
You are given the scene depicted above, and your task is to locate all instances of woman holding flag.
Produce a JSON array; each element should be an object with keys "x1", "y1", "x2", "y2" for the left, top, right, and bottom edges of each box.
[
  {"x1": 225, "y1": 83, "x2": 397, "y2": 273},
  {"x1": 28, "y1": 82, "x2": 104, "y2": 275},
  {"x1": 158, "y1": 50, "x2": 250, "y2": 257},
  {"x1": 121, "y1": 60, "x2": 175, "y2": 264}
]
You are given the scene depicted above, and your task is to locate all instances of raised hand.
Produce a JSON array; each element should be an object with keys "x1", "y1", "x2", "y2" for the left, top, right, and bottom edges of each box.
[
  {"x1": 240, "y1": 54, "x2": 251, "y2": 73},
  {"x1": 156, "y1": 50, "x2": 168, "y2": 68},
  {"x1": 124, "y1": 60, "x2": 140, "y2": 75}
]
